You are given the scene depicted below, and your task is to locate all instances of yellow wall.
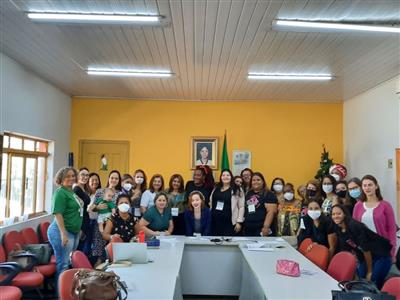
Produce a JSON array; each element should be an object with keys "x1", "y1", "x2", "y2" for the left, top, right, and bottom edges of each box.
[{"x1": 71, "y1": 98, "x2": 343, "y2": 189}]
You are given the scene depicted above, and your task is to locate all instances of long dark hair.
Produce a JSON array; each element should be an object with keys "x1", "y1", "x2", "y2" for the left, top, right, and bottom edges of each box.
[
  {"x1": 217, "y1": 169, "x2": 241, "y2": 196},
  {"x1": 360, "y1": 175, "x2": 383, "y2": 202},
  {"x1": 321, "y1": 174, "x2": 336, "y2": 198},
  {"x1": 106, "y1": 170, "x2": 122, "y2": 191},
  {"x1": 78, "y1": 167, "x2": 90, "y2": 193},
  {"x1": 331, "y1": 204, "x2": 352, "y2": 228},
  {"x1": 88, "y1": 172, "x2": 102, "y2": 193},
  {"x1": 167, "y1": 174, "x2": 185, "y2": 194},
  {"x1": 249, "y1": 172, "x2": 269, "y2": 196},
  {"x1": 196, "y1": 165, "x2": 215, "y2": 190},
  {"x1": 133, "y1": 169, "x2": 147, "y2": 193}
]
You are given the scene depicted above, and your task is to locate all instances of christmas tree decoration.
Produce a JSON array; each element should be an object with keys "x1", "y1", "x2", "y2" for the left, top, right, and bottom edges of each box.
[{"x1": 315, "y1": 144, "x2": 333, "y2": 180}]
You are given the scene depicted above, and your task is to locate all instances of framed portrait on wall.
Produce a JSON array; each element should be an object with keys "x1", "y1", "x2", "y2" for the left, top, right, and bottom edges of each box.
[
  {"x1": 191, "y1": 136, "x2": 219, "y2": 170},
  {"x1": 232, "y1": 150, "x2": 251, "y2": 176}
]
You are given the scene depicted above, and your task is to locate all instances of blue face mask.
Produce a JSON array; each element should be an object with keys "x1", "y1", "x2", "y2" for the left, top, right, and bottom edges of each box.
[{"x1": 349, "y1": 188, "x2": 361, "y2": 199}]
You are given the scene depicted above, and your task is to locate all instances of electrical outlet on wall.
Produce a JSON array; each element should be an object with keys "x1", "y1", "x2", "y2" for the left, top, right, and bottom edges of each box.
[{"x1": 388, "y1": 159, "x2": 393, "y2": 169}]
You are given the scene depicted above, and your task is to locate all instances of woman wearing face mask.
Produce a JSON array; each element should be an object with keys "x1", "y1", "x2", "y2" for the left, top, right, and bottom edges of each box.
[
  {"x1": 131, "y1": 169, "x2": 147, "y2": 218},
  {"x1": 184, "y1": 191, "x2": 211, "y2": 236},
  {"x1": 301, "y1": 180, "x2": 322, "y2": 217},
  {"x1": 271, "y1": 177, "x2": 285, "y2": 207},
  {"x1": 277, "y1": 183, "x2": 301, "y2": 237},
  {"x1": 297, "y1": 199, "x2": 336, "y2": 259},
  {"x1": 73, "y1": 168, "x2": 92, "y2": 256},
  {"x1": 352, "y1": 175, "x2": 397, "y2": 259},
  {"x1": 102, "y1": 194, "x2": 138, "y2": 242},
  {"x1": 347, "y1": 177, "x2": 362, "y2": 203},
  {"x1": 335, "y1": 180, "x2": 355, "y2": 215},
  {"x1": 321, "y1": 175, "x2": 340, "y2": 216},
  {"x1": 210, "y1": 169, "x2": 245, "y2": 236},
  {"x1": 332, "y1": 204, "x2": 392, "y2": 289},
  {"x1": 243, "y1": 172, "x2": 278, "y2": 236},
  {"x1": 140, "y1": 174, "x2": 164, "y2": 214},
  {"x1": 119, "y1": 174, "x2": 134, "y2": 197},
  {"x1": 139, "y1": 192, "x2": 173, "y2": 237},
  {"x1": 166, "y1": 174, "x2": 186, "y2": 235}
]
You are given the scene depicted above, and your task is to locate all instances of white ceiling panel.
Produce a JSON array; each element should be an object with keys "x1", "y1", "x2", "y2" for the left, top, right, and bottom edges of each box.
[{"x1": 0, "y1": 0, "x2": 399, "y2": 101}]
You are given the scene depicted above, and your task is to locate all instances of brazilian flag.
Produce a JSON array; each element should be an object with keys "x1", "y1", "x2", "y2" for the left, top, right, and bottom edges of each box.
[{"x1": 221, "y1": 132, "x2": 230, "y2": 170}]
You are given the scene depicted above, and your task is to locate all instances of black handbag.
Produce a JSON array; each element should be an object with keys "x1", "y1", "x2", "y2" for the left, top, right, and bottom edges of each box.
[
  {"x1": 332, "y1": 280, "x2": 395, "y2": 300},
  {"x1": 23, "y1": 244, "x2": 52, "y2": 265}
]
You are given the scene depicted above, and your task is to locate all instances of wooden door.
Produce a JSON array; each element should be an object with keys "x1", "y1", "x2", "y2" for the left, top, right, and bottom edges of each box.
[
  {"x1": 79, "y1": 140, "x2": 130, "y2": 186},
  {"x1": 397, "y1": 148, "x2": 400, "y2": 222}
]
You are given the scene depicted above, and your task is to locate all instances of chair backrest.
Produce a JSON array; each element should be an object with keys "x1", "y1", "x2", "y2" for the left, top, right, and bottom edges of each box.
[
  {"x1": 0, "y1": 245, "x2": 6, "y2": 263},
  {"x1": 381, "y1": 277, "x2": 400, "y2": 300},
  {"x1": 39, "y1": 222, "x2": 50, "y2": 243},
  {"x1": 327, "y1": 251, "x2": 356, "y2": 282},
  {"x1": 105, "y1": 237, "x2": 123, "y2": 262},
  {"x1": 105, "y1": 243, "x2": 114, "y2": 262},
  {"x1": 71, "y1": 251, "x2": 93, "y2": 270},
  {"x1": 20, "y1": 227, "x2": 40, "y2": 244},
  {"x1": 3, "y1": 231, "x2": 26, "y2": 255},
  {"x1": 304, "y1": 243, "x2": 329, "y2": 271},
  {"x1": 59, "y1": 268, "x2": 89, "y2": 300},
  {"x1": 298, "y1": 238, "x2": 313, "y2": 255}
]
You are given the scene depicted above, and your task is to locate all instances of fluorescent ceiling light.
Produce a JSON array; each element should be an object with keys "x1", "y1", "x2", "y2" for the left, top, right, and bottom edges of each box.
[
  {"x1": 247, "y1": 73, "x2": 333, "y2": 80},
  {"x1": 27, "y1": 12, "x2": 160, "y2": 24},
  {"x1": 87, "y1": 68, "x2": 172, "y2": 78},
  {"x1": 273, "y1": 20, "x2": 400, "y2": 33}
]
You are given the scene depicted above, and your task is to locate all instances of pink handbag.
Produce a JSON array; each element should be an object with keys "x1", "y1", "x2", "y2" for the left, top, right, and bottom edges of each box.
[{"x1": 276, "y1": 259, "x2": 300, "y2": 277}]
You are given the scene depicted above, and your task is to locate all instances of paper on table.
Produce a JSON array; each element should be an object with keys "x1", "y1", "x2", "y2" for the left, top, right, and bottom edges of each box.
[
  {"x1": 247, "y1": 241, "x2": 268, "y2": 249},
  {"x1": 247, "y1": 248, "x2": 274, "y2": 252}
]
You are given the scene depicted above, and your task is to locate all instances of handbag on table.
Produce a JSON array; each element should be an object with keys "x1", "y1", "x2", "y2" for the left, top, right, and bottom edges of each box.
[
  {"x1": 276, "y1": 259, "x2": 300, "y2": 277},
  {"x1": 72, "y1": 269, "x2": 128, "y2": 300}
]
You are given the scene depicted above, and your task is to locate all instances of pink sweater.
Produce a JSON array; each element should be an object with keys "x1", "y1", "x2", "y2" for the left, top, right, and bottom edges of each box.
[{"x1": 353, "y1": 200, "x2": 397, "y2": 257}]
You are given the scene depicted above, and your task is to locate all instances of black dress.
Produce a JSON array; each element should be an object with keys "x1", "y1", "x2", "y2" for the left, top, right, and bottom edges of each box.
[{"x1": 211, "y1": 187, "x2": 234, "y2": 236}]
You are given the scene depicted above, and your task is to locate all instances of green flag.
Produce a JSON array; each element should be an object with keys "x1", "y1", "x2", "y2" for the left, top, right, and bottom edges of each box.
[{"x1": 221, "y1": 132, "x2": 230, "y2": 170}]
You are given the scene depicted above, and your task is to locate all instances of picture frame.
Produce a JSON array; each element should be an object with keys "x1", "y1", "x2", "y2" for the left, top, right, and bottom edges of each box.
[
  {"x1": 232, "y1": 150, "x2": 251, "y2": 176},
  {"x1": 190, "y1": 136, "x2": 219, "y2": 170}
]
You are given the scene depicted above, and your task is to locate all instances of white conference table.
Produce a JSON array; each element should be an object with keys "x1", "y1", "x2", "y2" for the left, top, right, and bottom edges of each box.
[{"x1": 108, "y1": 236, "x2": 338, "y2": 300}]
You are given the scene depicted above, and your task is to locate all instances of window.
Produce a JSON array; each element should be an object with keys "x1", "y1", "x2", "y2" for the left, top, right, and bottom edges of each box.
[{"x1": 1, "y1": 132, "x2": 49, "y2": 222}]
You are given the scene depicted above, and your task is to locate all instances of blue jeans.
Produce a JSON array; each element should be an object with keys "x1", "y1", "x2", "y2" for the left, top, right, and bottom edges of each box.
[
  {"x1": 47, "y1": 221, "x2": 80, "y2": 286},
  {"x1": 357, "y1": 255, "x2": 392, "y2": 289}
]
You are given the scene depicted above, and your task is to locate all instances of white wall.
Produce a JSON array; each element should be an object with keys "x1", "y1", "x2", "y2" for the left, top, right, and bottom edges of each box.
[
  {"x1": 0, "y1": 52, "x2": 71, "y2": 213},
  {"x1": 344, "y1": 75, "x2": 400, "y2": 220}
]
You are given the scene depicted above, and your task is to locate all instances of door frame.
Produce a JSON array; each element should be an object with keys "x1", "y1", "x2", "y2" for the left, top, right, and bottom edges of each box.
[{"x1": 78, "y1": 139, "x2": 130, "y2": 171}]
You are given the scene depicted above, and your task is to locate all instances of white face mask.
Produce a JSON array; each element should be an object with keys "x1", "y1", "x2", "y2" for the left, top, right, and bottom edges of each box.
[
  {"x1": 135, "y1": 177, "x2": 144, "y2": 185},
  {"x1": 283, "y1": 192, "x2": 294, "y2": 201},
  {"x1": 273, "y1": 184, "x2": 283, "y2": 192},
  {"x1": 307, "y1": 210, "x2": 321, "y2": 220},
  {"x1": 123, "y1": 183, "x2": 132, "y2": 191},
  {"x1": 322, "y1": 184, "x2": 333, "y2": 193},
  {"x1": 118, "y1": 203, "x2": 130, "y2": 213},
  {"x1": 331, "y1": 173, "x2": 340, "y2": 182}
]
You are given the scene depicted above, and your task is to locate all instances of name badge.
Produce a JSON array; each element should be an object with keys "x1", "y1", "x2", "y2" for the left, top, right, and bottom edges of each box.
[
  {"x1": 134, "y1": 208, "x2": 141, "y2": 217},
  {"x1": 79, "y1": 207, "x2": 84, "y2": 217},
  {"x1": 171, "y1": 207, "x2": 179, "y2": 217},
  {"x1": 248, "y1": 204, "x2": 256, "y2": 213},
  {"x1": 216, "y1": 201, "x2": 224, "y2": 211}
]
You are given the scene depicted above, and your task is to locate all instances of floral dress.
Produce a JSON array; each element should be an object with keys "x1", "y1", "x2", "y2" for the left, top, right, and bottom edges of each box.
[{"x1": 91, "y1": 188, "x2": 120, "y2": 258}]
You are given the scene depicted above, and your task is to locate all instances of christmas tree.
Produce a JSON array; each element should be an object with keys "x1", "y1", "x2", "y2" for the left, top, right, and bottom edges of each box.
[{"x1": 315, "y1": 144, "x2": 333, "y2": 180}]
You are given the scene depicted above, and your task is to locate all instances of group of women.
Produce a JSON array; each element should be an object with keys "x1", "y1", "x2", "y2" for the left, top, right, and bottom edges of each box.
[{"x1": 47, "y1": 164, "x2": 398, "y2": 289}]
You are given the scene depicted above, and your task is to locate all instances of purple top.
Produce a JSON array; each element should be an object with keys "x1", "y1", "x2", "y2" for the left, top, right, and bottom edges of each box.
[{"x1": 353, "y1": 200, "x2": 397, "y2": 257}]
